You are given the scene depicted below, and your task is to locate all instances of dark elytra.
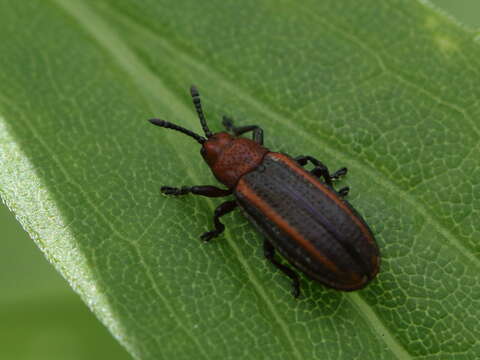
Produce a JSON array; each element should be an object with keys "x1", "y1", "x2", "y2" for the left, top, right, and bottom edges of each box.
[{"x1": 149, "y1": 86, "x2": 380, "y2": 297}]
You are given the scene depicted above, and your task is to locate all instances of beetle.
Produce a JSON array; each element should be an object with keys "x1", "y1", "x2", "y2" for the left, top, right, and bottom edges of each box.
[{"x1": 149, "y1": 86, "x2": 380, "y2": 297}]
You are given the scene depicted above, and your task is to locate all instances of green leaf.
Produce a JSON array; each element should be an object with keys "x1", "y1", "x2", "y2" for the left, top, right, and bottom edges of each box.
[{"x1": 1, "y1": 1, "x2": 479, "y2": 359}]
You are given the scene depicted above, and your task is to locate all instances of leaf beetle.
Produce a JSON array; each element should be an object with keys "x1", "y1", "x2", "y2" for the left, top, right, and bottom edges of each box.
[{"x1": 149, "y1": 86, "x2": 380, "y2": 297}]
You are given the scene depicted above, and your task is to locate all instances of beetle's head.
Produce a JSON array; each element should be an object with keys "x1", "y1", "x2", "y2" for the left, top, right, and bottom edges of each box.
[
  {"x1": 200, "y1": 132, "x2": 234, "y2": 167},
  {"x1": 149, "y1": 86, "x2": 267, "y2": 188}
]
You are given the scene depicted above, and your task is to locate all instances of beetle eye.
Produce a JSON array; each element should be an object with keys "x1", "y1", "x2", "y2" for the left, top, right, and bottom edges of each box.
[{"x1": 200, "y1": 147, "x2": 206, "y2": 156}]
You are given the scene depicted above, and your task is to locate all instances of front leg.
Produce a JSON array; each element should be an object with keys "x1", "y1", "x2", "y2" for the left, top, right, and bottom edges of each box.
[
  {"x1": 201, "y1": 200, "x2": 238, "y2": 241},
  {"x1": 161, "y1": 185, "x2": 232, "y2": 197}
]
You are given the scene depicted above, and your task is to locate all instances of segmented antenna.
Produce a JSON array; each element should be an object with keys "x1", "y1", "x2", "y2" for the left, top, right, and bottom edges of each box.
[
  {"x1": 190, "y1": 85, "x2": 212, "y2": 138},
  {"x1": 149, "y1": 119, "x2": 206, "y2": 144}
]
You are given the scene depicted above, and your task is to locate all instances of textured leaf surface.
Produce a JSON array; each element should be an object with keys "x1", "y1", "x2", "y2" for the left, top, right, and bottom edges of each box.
[{"x1": 1, "y1": 1, "x2": 479, "y2": 359}]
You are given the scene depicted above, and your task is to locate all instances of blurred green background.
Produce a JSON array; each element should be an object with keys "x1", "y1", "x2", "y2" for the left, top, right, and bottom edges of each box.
[
  {"x1": 432, "y1": 0, "x2": 480, "y2": 27},
  {"x1": 0, "y1": 1, "x2": 478, "y2": 359},
  {"x1": 0, "y1": 203, "x2": 132, "y2": 360}
]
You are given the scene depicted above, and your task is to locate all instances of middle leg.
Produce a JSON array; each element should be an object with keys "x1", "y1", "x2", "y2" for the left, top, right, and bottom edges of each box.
[
  {"x1": 201, "y1": 200, "x2": 238, "y2": 241},
  {"x1": 295, "y1": 155, "x2": 347, "y2": 186}
]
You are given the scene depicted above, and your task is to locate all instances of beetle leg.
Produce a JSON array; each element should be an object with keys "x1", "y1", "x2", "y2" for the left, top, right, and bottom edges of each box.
[
  {"x1": 201, "y1": 200, "x2": 238, "y2": 241},
  {"x1": 295, "y1": 155, "x2": 329, "y2": 179},
  {"x1": 295, "y1": 156, "x2": 347, "y2": 185},
  {"x1": 310, "y1": 165, "x2": 333, "y2": 186},
  {"x1": 222, "y1": 116, "x2": 264, "y2": 145},
  {"x1": 294, "y1": 155, "x2": 309, "y2": 166},
  {"x1": 338, "y1": 186, "x2": 350, "y2": 197},
  {"x1": 161, "y1": 185, "x2": 232, "y2": 197},
  {"x1": 312, "y1": 166, "x2": 348, "y2": 184},
  {"x1": 263, "y1": 240, "x2": 301, "y2": 298},
  {"x1": 331, "y1": 167, "x2": 348, "y2": 179}
]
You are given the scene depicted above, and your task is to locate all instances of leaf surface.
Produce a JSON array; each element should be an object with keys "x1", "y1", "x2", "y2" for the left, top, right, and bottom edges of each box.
[{"x1": 1, "y1": 1, "x2": 479, "y2": 359}]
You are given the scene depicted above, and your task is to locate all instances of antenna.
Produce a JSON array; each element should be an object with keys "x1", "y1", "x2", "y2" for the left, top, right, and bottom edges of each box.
[
  {"x1": 190, "y1": 85, "x2": 212, "y2": 138},
  {"x1": 148, "y1": 119, "x2": 206, "y2": 144}
]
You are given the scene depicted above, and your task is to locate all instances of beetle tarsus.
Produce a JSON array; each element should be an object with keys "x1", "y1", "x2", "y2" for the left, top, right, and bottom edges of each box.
[
  {"x1": 222, "y1": 116, "x2": 264, "y2": 145},
  {"x1": 331, "y1": 167, "x2": 348, "y2": 180},
  {"x1": 201, "y1": 200, "x2": 238, "y2": 241},
  {"x1": 161, "y1": 186, "x2": 189, "y2": 195},
  {"x1": 161, "y1": 185, "x2": 232, "y2": 198},
  {"x1": 338, "y1": 186, "x2": 350, "y2": 197},
  {"x1": 263, "y1": 240, "x2": 301, "y2": 298},
  {"x1": 200, "y1": 230, "x2": 218, "y2": 242}
]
